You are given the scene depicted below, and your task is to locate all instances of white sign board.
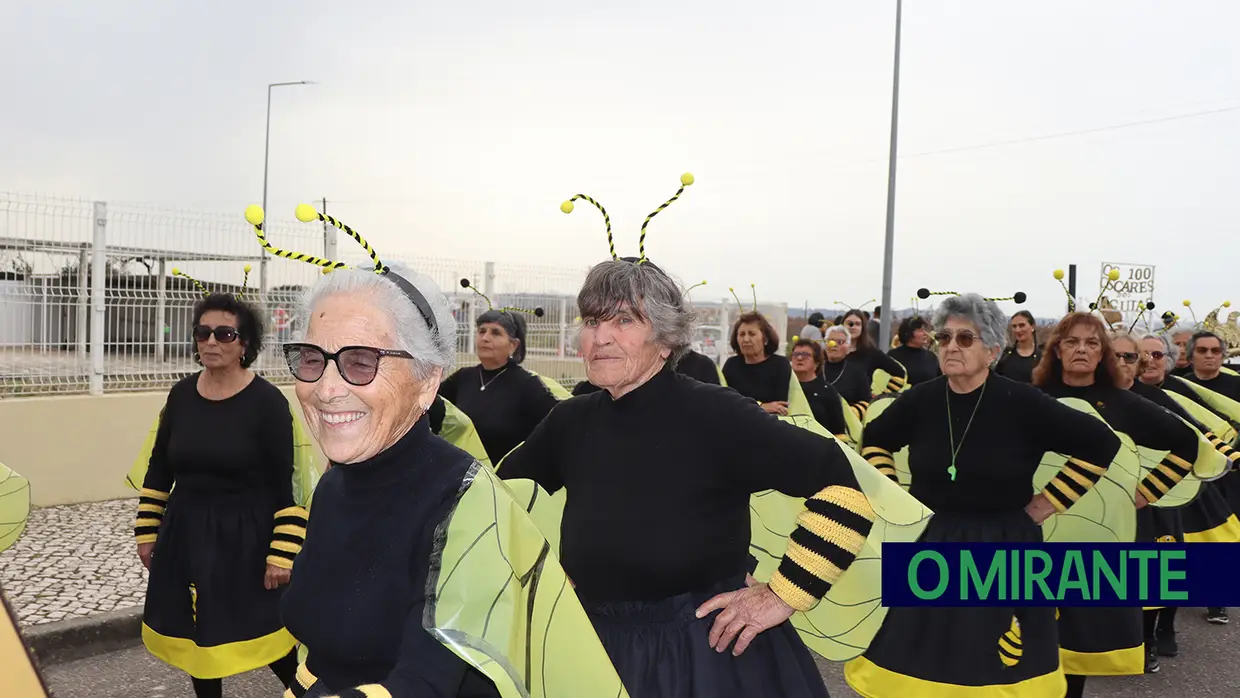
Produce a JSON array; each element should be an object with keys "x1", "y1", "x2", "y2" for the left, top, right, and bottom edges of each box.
[{"x1": 1098, "y1": 262, "x2": 1155, "y2": 325}]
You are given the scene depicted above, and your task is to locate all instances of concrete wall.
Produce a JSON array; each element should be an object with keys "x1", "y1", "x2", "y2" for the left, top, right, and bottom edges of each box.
[{"x1": 0, "y1": 388, "x2": 326, "y2": 508}]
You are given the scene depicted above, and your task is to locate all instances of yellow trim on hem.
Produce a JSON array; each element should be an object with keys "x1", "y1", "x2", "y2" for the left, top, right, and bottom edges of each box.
[
  {"x1": 844, "y1": 655, "x2": 1066, "y2": 697},
  {"x1": 1059, "y1": 644, "x2": 1144, "y2": 676},
  {"x1": 1185, "y1": 514, "x2": 1240, "y2": 543},
  {"x1": 142, "y1": 622, "x2": 297, "y2": 680}
]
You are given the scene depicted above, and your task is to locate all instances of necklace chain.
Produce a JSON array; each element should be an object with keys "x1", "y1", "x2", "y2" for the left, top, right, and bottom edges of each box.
[
  {"x1": 946, "y1": 379, "x2": 987, "y2": 482},
  {"x1": 480, "y1": 366, "x2": 509, "y2": 391}
]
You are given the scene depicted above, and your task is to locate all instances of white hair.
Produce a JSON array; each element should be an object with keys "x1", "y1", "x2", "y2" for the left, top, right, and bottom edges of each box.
[
  {"x1": 297, "y1": 262, "x2": 458, "y2": 380},
  {"x1": 932, "y1": 293, "x2": 1007, "y2": 364},
  {"x1": 824, "y1": 324, "x2": 851, "y2": 344},
  {"x1": 1134, "y1": 330, "x2": 1175, "y2": 375}
]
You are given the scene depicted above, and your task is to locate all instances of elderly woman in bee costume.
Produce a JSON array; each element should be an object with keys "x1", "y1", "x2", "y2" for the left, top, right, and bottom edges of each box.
[{"x1": 241, "y1": 204, "x2": 630, "y2": 698}]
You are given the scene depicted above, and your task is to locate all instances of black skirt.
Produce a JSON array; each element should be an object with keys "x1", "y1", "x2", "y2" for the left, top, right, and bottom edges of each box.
[
  {"x1": 1213, "y1": 470, "x2": 1240, "y2": 515},
  {"x1": 845, "y1": 509, "x2": 1065, "y2": 697},
  {"x1": 1184, "y1": 480, "x2": 1240, "y2": 542},
  {"x1": 142, "y1": 488, "x2": 296, "y2": 679},
  {"x1": 1058, "y1": 606, "x2": 1144, "y2": 676},
  {"x1": 579, "y1": 575, "x2": 828, "y2": 698}
]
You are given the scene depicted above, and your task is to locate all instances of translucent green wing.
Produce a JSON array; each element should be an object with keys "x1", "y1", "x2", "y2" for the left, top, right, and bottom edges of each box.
[
  {"x1": 749, "y1": 414, "x2": 932, "y2": 661},
  {"x1": 526, "y1": 370, "x2": 574, "y2": 401},
  {"x1": 717, "y1": 364, "x2": 728, "y2": 387},
  {"x1": 1179, "y1": 380, "x2": 1240, "y2": 436},
  {"x1": 839, "y1": 396, "x2": 864, "y2": 449},
  {"x1": 860, "y1": 397, "x2": 910, "y2": 488},
  {"x1": 127, "y1": 402, "x2": 320, "y2": 509},
  {"x1": 870, "y1": 364, "x2": 908, "y2": 398},
  {"x1": 1169, "y1": 391, "x2": 1239, "y2": 446},
  {"x1": 0, "y1": 463, "x2": 31, "y2": 553},
  {"x1": 1033, "y1": 398, "x2": 1141, "y2": 543},
  {"x1": 785, "y1": 372, "x2": 814, "y2": 419},
  {"x1": 501, "y1": 479, "x2": 567, "y2": 555},
  {"x1": 426, "y1": 464, "x2": 629, "y2": 698},
  {"x1": 440, "y1": 398, "x2": 493, "y2": 469},
  {"x1": 1223, "y1": 367, "x2": 1238, "y2": 377}
]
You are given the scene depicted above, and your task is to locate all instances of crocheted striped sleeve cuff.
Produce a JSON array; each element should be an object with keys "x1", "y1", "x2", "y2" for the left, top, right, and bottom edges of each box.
[
  {"x1": 769, "y1": 485, "x2": 875, "y2": 612},
  {"x1": 267, "y1": 505, "x2": 309, "y2": 570},
  {"x1": 1137, "y1": 451, "x2": 1194, "y2": 505},
  {"x1": 1041, "y1": 457, "x2": 1108, "y2": 513},
  {"x1": 860, "y1": 446, "x2": 899, "y2": 482},
  {"x1": 133, "y1": 488, "x2": 169, "y2": 544}
]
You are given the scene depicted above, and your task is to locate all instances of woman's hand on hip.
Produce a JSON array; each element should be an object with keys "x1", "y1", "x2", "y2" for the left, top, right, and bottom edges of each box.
[
  {"x1": 265, "y1": 564, "x2": 292, "y2": 590},
  {"x1": 1024, "y1": 493, "x2": 1058, "y2": 525},
  {"x1": 695, "y1": 577, "x2": 794, "y2": 656},
  {"x1": 761, "y1": 401, "x2": 789, "y2": 415},
  {"x1": 137, "y1": 542, "x2": 154, "y2": 570}
]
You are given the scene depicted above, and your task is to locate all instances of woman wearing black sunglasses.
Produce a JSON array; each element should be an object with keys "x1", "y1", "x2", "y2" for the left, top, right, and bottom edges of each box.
[{"x1": 135, "y1": 292, "x2": 302, "y2": 698}]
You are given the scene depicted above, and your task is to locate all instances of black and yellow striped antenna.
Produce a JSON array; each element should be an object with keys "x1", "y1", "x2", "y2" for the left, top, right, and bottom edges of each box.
[
  {"x1": 1052, "y1": 269, "x2": 1076, "y2": 312},
  {"x1": 560, "y1": 173, "x2": 694, "y2": 264},
  {"x1": 458, "y1": 278, "x2": 544, "y2": 317},
  {"x1": 171, "y1": 268, "x2": 209, "y2": 297},
  {"x1": 1088, "y1": 268, "x2": 1121, "y2": 314},
  {"x1": 917, "y1": 288, "x2": 1026, "y2": 304}
]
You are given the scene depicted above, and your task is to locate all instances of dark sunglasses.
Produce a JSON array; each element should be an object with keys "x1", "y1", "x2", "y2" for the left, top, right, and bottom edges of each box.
[
  {"x1": 791, "y1": 351, "x2": 815, "y2": 360},
  {"x1": 1143, "y1": 350, "x2": 1166, "y2": 360},
  {"x1": 1196, "y1": 345, "x2": 1224, "y2": 356},
  {"x1": 193, "y1": 325, "x2": 239, "y2": 343},
  {"x1": 1115, "y1": 352, "x2": 1139, "y2": 365},
  {"x1": 283, "y1": 343, "x2": 414, "y2": 387},
  {"x1": 933, "y1": 330, "x2": 977, "y2": 348}
]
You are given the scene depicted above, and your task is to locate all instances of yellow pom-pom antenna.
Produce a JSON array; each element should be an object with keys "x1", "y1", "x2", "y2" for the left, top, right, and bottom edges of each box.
[
  {"x1": 560, "y1": 193, "x2": 614, "y2": 260},
  {"x1": 1090, "y1": 269, "x2": 1122, "y2": 317},
  {"x1": 237, "y1": 264, "x2": 253, "y2": 300},
  {"x1": 750, "y1": 283, "x2": 758, "y2": 312},
  {"x1": 827, "y1": 340, "x2": 838, "y2": 348},
  {"x1": 637, "y1": 173, "x2": 695, "y2": 265},
  {"x1": 295, "y1": 203, "x2": 319, "y2": 223},
  {"x1": 683, "y1": 280, "x2": 708, "y2": 298},
  {"x1": 1184, "y1": 300, "x2": 1192, "y2": 306},
  {"x1": 792, "y1": 335, "x2": 800, "y2": 343},
  {"x1": 243, "y1": 203, "x2": 351, "y2": 274},
  {"x1": 1226, "y1": 301, "x2": 1233, "y2": 308},
  {"x1": 729, "y1": 287, "x2": 745, "y2": 314},
  {"x1": 244, "y1": 205, "x2": 265, "y2": 227},
  {"x1": 1052, "y1": 269, "x2": 1076, "y2": 311},
  {"x1": 1053, "y1": 269, "x2": 1065, "y2": 281},
  {"x1": 837, "y1": 298, "x2": 879, "y2": 310},
  {"x1": 1107, "y1": 268, "x2": 1120, "y2": 281},
  {"x1": 172, "y1": 268, "x2": 209, "y2": 298},
  {"x1": 460, "y1": 277, "x2": 543, "y2": 318},
  {"x1": 560, "y1": 200, "x2": 575, "y2": 214}
]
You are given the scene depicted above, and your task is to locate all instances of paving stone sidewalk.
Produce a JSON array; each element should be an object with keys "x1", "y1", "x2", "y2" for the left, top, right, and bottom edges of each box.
[{"x1": 0, "y1": 498, "x2": 147, "y2": 626}]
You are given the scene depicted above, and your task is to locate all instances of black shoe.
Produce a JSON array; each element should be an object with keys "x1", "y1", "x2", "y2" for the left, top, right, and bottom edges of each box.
[
  {"x1": 1156, "y1": 633, "x2": 1179, "y2": 657},
  {"x1": 1207, "y1": 608, "x2": 1230, "y2": 624},
  {"x1": 1145, "y1": 648, "x2": 1161, "y2": 673}
]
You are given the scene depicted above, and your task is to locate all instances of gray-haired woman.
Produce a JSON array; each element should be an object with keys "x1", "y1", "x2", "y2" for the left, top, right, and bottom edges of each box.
[
  {"x1": 844, "y1": 293, "x2": 1121, "y2": 697},
  {"x1": 498, "y1": 257, "x2": 878, "y2": 698}
]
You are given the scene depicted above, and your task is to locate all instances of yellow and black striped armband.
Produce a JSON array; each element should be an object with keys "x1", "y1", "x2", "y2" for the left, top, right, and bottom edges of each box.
[
  {"x1": 1041, "y1": 457, "x2": 1108, "y2": 512},
  {"x1": 1137, "y1": 452, "x2": 1194, "y2": 504},
  {"x1": 325, "y1": 686, "x2": 393, "y2": 698},
  {"x1": 267, "y1": 506, "x2": 309, "y2": 570},
  {"x1": 1205, "y1": 431, "x2": 1239, "y2": 464},
  {"x1": 860, "y1": 446, "x2": 899, "y2": 482},
  {"x1": 282, "y1": 662, "x2": 318, "y2": 698},
  {"x1": 134, "y1": 488, "x2": 169, "y2": 544},
  {"x1": 884, "y1": 375, "x2": 906, "y2": 394},
  {"x1": 769, "y1": 485, "x2": 875, "y2": 612},
  {"x1": 849, "y1": 401, "x2": 870, "y2": 422}
]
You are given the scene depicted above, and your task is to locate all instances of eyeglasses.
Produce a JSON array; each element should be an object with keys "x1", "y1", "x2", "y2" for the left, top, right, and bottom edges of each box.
[
  {"x1": 1115, "y1": 352, "x2": 1139, "y2": 365},
  {"x1": 1143, "y1": 350, "x2": 1166, "y2": 360},
  {"x1": 1196, "y1": 345, "x2": 1224, "y2": 356},
  {"x1": 283, "y1": 343, "x2": 415, "y2": 386},
  {"x1": 844, "y1": 320, "x2": 862, "y2": 327},
  {"x1": 933, "y1": 330, "x2": 977, "y2": 348},
  {"x1": 193, "y1": 325, "x2": 238, "y2": 343},
  {"x1": 791, "y1": 351, "x2": 814, "y2": 360}
]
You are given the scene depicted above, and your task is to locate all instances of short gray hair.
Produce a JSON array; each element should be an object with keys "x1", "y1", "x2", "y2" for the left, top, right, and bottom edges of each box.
[
  {"x1": 576, "y1": 259, "x2": 696, "y2": 364},
  {"x1": 824, "y1": 324, "x2": 851, "y2": 345},
  {"x1": 1135, "y1": 330, "x2": 1175, "y2": 375},
  {"x1": 1188, "y1": 329, "x2": 1226, "y2": 359},
  {"x1": 932, "y1": 293, "x2": 1007, "y2": 359},
  {"x1": 298, "y1": 262, "x2": 458, "y2": 380}
]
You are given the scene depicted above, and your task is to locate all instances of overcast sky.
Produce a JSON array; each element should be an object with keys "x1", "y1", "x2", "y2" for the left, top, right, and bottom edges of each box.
[{"x1": 3, "y1": 0, "x2": 1238, "y2": 320}]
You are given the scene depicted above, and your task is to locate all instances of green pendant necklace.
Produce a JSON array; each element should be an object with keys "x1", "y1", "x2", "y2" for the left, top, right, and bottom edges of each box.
[{"x1": 946, "y1": 379, "x2": 987, "y2": 481}]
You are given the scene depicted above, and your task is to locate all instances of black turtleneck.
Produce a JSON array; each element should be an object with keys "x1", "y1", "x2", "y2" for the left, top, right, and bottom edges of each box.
[
  {"x1": 822, "y1": 358, "x2": 871, "y2": 405},
  {"x1": 498, "y1": 366, "x2": 863, "y2": 602},
  {"x1": 439, "y1": 360, "x2": 559, "y2": 464},
  {"x1": 280, "y1": 419, "x2": 497, "y2": 697},
  {"x1": 887, "y1": 345, "x2": 941, "y2": 386},
  {"x1": 722, "y1": 353, "x2": 791, "y2": 404},
  {"x1": 798, "y1": 376, "x2": 849, "y2": 435}
]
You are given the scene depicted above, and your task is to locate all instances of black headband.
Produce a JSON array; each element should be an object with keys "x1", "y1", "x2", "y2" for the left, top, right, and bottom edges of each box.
[{"x1": 384, "y1": 270, "x2": 439, "y2": 336}]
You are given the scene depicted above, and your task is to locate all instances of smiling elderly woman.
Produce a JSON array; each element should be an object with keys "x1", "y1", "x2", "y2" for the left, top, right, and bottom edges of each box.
[
  {"x1": 275, "y1": 263, "x2": 502, "y2": 698},
  {"x1": 844, "y1": 294, "x2": 1121, "y2": 698},
  {"x1": 498, "y1": 257, "x2": 877, "y2": 698}
]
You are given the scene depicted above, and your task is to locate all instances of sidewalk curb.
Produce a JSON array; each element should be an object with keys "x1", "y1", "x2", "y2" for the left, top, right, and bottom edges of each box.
[{"x1": 23, "y1": 606, "x2": 143, "y2": 667}]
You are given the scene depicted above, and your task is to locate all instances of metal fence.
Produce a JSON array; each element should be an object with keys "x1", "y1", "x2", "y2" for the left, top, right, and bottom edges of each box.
[{"x1": 0, "y1": 192, "x2": 789, "y2": 398}]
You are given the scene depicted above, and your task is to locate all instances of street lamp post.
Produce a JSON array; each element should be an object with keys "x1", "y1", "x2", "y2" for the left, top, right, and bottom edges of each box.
[
  {"x1": 260, "y1": 80, "x2": 313, "y2": 299},
  {"x1": 877, "y1": 0, "x2": 902, "y2": 351}
]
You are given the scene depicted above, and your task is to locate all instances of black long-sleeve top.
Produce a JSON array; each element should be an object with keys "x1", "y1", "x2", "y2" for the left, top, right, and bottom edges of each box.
[
  {"x1": 887, "y1": 345, "x2": 941, "y2": 386},
  {"x1": 133, "y1": 374, "x2": 303, "y2": 569},
  {"x1": 996, "y1": 346, "x2": 1043, "y2": 383},
  {"x1": 439, "y1": 360, "x2": 559, "y2": 464},
  {"x1": 1182, "y1": 372, "x2": 1240, "y2": 402},
  {"x1": 852, "y1": 345, "x2": 908, "y2": 391},
  {"x1": 1142, "y1": 379, "x2": 1240, "y2": 466},
  {"x1": 280, "y1": 419, "x2": 498, "y2": 698},
  {"x1": 822, "y1": 358, "x2": 872, "y2": 406},
  {"x1": 497, "y1": 365, "x2": 875, "y2": 612},
  {"x1": 722, "y1": 353, "x2": 792, "y2": 404},
  {"x1": 571, "y1": 351, "x2": 720, "y2": 396},
  {"x1": 799, "y1": 376, "x2": 849, "y2": 436},
  {"x1": 1041, "y1": 381, "x2": 1198, "y2": 505},
  {"x1": 862, "y1": 373, "x2": 1120, "y2": 514}
]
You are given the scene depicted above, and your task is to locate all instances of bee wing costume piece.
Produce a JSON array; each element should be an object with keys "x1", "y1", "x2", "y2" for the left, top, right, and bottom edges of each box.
[
  {"x1": 0, "y1": 463, "x2": 31, "y2": 554},
  {"x1": 1, "y1": 584, "x2": 51, "y2": 698},
  {"x1": 243, "y1": 204, "x2": 630, "y2": 697},
  {"x1": 439, "y1": 397, "x2": 493, "y2": 469}
]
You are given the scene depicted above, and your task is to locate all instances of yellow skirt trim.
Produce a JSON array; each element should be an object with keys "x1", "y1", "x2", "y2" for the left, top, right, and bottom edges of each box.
[
  {"x1": 1185, "y1": 514, "x2": 1240, "y2": 543},
  {"x1": 142, "y1": 622, "x2": 297, "y2": 680},
  {"x1": 843, "y1": 655, "x2": 1066, "y2": 698},
  {"x1": 1059, "y1": 644, "x2": 1144, "y2": 676}
]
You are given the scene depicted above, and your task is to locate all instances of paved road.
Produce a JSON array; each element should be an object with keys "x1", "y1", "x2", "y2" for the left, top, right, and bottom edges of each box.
[{"x1": 40, "y1": 611, "x2": 1239, "y2": 697}]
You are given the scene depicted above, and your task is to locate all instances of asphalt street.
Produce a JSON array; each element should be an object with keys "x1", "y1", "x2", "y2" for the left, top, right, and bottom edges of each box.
[{"x1": 38, "y1": 610, "x2": 1239, "y2": 697}]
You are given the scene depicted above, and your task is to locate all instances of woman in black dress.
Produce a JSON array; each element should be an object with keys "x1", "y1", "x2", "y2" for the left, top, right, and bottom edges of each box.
[
  {"x1": 840, "y1": 309, "x2": 908, "y2": 395},
  {"x1": 135, "y1": 293, "x2": 300, "y2": 698},
  {"x1": 1032, "y1": 313, "x2": 1200, "y2": 695},
  {"x1": 821, "y1": 325, "x2": 873, "y2": 423},
  {"x1": 886, "y1": 316, "x2": 940, "y2": 386},
  {"x1": 439, "y1": 304, "x2": 560, "y2": 464},
  {"x1": 722, "y1": 311, "x2": 793, "y2": 415},
  {"x1": 790, "y1": 338, "x2": 849, "y2": 438},
  {"x1": 996, "y1": 310, "x2": 1042, "y2": 383}
]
